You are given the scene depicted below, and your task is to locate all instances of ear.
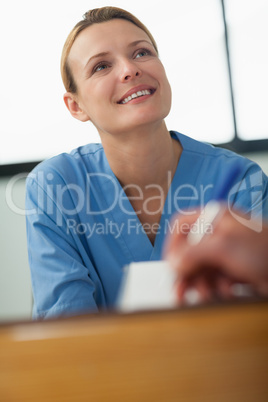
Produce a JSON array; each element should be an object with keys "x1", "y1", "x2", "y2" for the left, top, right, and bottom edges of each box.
[{"x1": 63, "y1": 92, "x2": 90, "y2": 122}]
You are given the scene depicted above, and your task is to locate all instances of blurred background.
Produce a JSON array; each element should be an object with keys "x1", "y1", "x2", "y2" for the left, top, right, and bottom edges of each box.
[{"x1": 0, "y1": 0, "x2": 267, "y2": 321}]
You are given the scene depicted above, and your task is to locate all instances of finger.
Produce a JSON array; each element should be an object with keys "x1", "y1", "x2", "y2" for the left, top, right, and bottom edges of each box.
[
  {"x1": 214, "y1": 275, "x2": 234, "y2": 300},
  {"x1": 192, "y1": 276, "x2": 213, "y2": 303}
]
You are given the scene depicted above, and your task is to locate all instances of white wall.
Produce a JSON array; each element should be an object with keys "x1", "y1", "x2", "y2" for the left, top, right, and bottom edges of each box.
[
  {"x1": 0, "y1": 175, "x2": 32, "y2": 321},
  {"x1": 0, "y1": 151, "x2": 267, "y2": 322}
]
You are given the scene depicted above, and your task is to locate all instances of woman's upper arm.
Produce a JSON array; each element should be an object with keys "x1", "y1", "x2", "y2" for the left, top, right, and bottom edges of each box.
[{"x1": 25, "y1": 172, "x2": 99, "y2": 319}]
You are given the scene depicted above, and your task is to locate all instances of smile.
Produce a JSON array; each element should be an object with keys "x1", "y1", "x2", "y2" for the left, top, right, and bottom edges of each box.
[{"x1": 119, "y1": 88, "x2": 155, "y2": 104}]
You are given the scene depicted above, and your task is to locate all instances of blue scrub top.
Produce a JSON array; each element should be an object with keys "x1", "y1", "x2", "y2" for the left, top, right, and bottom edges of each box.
[{"x1": 25, "y1": 131, "x2": 268, "y2": 319}]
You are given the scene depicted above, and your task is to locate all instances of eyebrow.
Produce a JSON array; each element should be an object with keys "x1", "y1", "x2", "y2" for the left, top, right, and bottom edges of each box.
[{"x1": 84, "y1": 40, "x2": 154, "y2": 70}]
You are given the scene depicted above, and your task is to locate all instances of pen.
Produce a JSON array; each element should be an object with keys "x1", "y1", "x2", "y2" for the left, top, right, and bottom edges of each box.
[{"x1": 187, "y1": 160, "x2": 243, "y2": 245}]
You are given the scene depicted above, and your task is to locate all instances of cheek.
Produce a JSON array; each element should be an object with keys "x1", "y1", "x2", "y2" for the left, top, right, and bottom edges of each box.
[
  {"x1": 96, "y1": 75, "x2": 115, "y2": 95},
  {"x1": 160, "y1": 69, "x2": 171, "y2": 92},
  {"x1": 153, "y1": 63, "x2": 172, "y2": 97},
  {"x1": 84, "y1": 82, "x2": 117, "y2": 130},
  {"x1": 92, "y1": 80, "x2": 115, "y2": 111},
  {"x1": 157, "y1": 69, "x2": 172, "y2": 117},
  {"x1": 80, "y1": 81, "x2": 111, "y2": 115},
  {"x1": 158, "y1": 70, "x2": 172, "y2": 107}
]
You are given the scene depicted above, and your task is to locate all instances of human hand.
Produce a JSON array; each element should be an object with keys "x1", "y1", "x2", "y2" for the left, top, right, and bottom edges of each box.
[{"x1": 164, "y1": 204, "x2": 268, "y2": 304}]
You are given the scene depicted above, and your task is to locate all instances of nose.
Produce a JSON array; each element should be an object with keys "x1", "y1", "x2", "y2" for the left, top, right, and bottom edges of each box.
[{"x1": 119, "y1": 59, "x2": 142, "y2": 82}]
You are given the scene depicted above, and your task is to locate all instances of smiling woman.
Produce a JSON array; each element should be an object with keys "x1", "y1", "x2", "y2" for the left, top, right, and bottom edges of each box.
[{"x1": 24, "y1": 6, "x2": 268, "y2": 320}]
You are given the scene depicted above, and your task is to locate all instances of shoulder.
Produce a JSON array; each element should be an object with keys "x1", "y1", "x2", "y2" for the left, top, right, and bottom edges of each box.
[
  {"x1": 171, "y1": 129, "x2": 268, "y2": 194},
  {"x1": 26, "y1": 143, "x2": 105, "y2": 188},
  {"x1": 172, "y1": 130, "x2": 238, "y2": 158},
  {"x1": 171, "y1": 130, "x2": 258, "y2": 170},
  {"x1": 171, "y1": 131, "x2": 268, "y2": 216}
]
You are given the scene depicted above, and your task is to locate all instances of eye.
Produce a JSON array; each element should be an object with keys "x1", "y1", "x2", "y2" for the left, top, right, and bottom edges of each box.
[
  {"x1": 135, "y1": 49, "x2": 151, "y2": 59},
  {"x1": 93, "y1": 63, "x2": 110, "y2": 74}
]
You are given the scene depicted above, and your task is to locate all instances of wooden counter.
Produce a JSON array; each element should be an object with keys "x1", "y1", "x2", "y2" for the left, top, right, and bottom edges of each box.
[{"x1": 0, "y1": 301, "x2": 267, "y2": 401}]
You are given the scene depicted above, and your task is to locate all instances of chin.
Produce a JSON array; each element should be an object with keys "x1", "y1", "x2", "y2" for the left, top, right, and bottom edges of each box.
[{"x1": 133, "y1": 105, "x2": 169, "y2": 124}]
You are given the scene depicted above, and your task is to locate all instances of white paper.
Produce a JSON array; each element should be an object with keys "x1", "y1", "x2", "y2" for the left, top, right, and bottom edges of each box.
[{"x1": 117, "y1": 261, "x2": 177, "y2": 312}]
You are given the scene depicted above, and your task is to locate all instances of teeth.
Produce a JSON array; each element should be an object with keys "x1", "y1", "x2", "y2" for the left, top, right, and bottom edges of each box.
[{"x1": 121, "y1": 89, "x2": 151, "y2": 104}]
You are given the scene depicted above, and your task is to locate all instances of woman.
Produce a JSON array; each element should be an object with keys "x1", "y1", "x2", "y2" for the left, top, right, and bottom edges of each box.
[{"x1": 25, "y1": 7, "x2": 268, "y2": 319}]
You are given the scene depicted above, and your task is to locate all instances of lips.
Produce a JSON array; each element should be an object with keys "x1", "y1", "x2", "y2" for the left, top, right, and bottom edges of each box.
[{"x1": 117, "y1": 85, "x2": 156, "y2": 104}]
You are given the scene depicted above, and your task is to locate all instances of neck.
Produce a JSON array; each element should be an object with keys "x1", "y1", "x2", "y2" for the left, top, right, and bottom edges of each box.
[{"x1": 99, "y1": 121, "x2": 182, "y2": 190}]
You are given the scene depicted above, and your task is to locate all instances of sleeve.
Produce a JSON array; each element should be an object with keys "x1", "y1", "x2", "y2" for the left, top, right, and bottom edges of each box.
[{"x1": 25, "y1": 170, "x2": 99, "y2": 320}]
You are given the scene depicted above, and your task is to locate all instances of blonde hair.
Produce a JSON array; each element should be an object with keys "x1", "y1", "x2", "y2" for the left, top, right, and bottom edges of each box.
[{"x1": 60, "y1": 6, "x2": 158, "y2": 93}]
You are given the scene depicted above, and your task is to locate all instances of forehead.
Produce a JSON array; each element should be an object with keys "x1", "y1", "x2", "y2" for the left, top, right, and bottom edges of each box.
[{"x1": 68, "y1": 19, "x2": 151, "y2": 68}]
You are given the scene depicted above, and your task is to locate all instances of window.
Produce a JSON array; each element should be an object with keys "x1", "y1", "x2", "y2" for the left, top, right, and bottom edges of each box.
[
  {"x1": 1, "y1": 0, "x2": 267, "y2": 175},
  {"x1": 225, "y1": 0, "x2": 268, "y2": 141}
]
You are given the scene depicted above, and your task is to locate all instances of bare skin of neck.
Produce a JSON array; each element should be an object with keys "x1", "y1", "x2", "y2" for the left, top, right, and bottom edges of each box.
[{"x1": 99, "y1": 121, "x2": 182, "y2": 245}]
